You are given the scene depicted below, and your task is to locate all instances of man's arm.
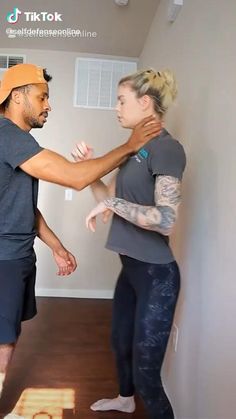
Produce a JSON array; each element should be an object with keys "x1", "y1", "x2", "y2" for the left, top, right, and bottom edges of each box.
[
  {"x1": 36, "y1": 209, "x2": 77, "y2": 275},
  {"x1": 20, "y1": 116, "x2": 162, "y2": 191}
]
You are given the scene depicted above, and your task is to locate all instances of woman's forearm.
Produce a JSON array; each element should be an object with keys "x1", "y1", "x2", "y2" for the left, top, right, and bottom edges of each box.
[
  {"x1": 90, "y1": 180, "x2": 110, "y2": 202},
  {"x1": 90, "y1": 173, "x2": 117, "y2": 202},
  {"x1": 103, "y1": 198, "x2": 176, "y2": 236},
  {"x1": 103, "y1": 176, "x2": 181, "y2": 235}
]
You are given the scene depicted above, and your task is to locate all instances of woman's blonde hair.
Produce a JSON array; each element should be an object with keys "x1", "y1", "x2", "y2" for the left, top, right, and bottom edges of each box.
[{"x1": 119, "y1": 68, "x2": 177, "y2": 116}]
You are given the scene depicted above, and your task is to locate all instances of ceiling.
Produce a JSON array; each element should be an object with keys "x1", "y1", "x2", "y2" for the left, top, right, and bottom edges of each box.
[{"x1": 0, "y1": 0, "x2": 160, "y2": 57}]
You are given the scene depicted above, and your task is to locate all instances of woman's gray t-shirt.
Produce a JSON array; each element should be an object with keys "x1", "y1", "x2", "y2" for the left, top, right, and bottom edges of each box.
[{"x1": 106, "y1": 129, "x2": 186, "y2": 264}]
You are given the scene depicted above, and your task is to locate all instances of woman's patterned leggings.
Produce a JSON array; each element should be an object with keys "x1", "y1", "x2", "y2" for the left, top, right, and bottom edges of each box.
[{"x1": 111, "y1": 255, "x2": 180, "y2": 419}]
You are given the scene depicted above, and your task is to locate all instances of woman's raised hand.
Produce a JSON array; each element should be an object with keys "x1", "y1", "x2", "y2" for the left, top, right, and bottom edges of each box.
[{"x1": 71, "y1": 141, "x2": 94, "y2": 162}]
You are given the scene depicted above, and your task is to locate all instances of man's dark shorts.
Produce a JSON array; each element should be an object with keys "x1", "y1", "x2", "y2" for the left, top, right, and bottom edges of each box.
[{"x1": 0, "y1": 254, "x2": 37, "y2": 344}]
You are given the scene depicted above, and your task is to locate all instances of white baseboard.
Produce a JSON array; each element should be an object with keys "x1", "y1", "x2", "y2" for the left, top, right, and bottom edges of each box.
[{"x1": 35, "y1": 288, "x2": 114, "y2": 299}]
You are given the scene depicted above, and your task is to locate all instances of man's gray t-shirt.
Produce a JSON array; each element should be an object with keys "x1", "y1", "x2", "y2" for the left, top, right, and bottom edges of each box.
[
  {"x1": 106, "y1": 129, "x2": 186, "y2": 264},
  {"x1": 0, "y1": 118, "x2": 43, "y2": 260}
]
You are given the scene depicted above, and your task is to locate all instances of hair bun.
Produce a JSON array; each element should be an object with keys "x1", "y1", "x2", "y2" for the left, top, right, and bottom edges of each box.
[{"x1": 160, "y1": 69, "x2": 177, "y2": 101}]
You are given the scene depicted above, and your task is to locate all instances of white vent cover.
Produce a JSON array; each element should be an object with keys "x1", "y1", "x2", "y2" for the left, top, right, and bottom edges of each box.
[
  {"x1": 115, "y1": 0, "x2": 129, "y2": 5},
  {"x1": 74, "y1": 58, "x2": 137, "y2": 110},
  {"x1": 0, "y1": 54, "x2": 25, "y2": 70},
  {"x1": 168, "y1": 0, "x2": 183, "y2": 22}
]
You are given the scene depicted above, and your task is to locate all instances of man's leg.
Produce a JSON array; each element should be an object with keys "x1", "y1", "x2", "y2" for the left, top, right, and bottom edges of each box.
[
  {"x1": 0, "y1": 255, "x2": 37, "y2": 419},
  {"x1": 0, "y1": 344, "x2": 16, "y2": 398}
]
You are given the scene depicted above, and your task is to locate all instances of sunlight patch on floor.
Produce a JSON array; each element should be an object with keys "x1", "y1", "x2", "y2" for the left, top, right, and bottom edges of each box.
[{"x1": 12, "y1": 388, "x2": 75, "y2": 418}]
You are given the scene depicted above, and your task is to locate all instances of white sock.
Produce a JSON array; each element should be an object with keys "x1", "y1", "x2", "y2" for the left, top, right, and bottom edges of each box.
[
  {"x1": 90, "y1": 394, "x2": 135, "y2": 413},
  {"x1": 3, "y1": 415, "x2": 25, "y2": 419}
]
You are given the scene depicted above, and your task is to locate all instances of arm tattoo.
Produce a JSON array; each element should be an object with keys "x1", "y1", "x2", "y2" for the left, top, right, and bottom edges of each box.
[
  {"x1": 154, "y1": 175, "x2": 181, "y2": 206},
  {"x1": 104, "y1": 176, "x2": 182, "y2": 236}
]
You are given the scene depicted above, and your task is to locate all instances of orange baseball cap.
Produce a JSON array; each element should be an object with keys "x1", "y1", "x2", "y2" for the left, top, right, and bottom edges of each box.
[{"x1": 0, "y1": 63, "x2": 46, "y2": 110}]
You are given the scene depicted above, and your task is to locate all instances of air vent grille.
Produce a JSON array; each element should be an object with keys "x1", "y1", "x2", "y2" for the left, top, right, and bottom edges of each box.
[
  {"x1": 0, "y1": 55, "x2": 25, "y2": 70},
  {"x1": 74, "y1": 58, "x2": 137, "y2": 110}
]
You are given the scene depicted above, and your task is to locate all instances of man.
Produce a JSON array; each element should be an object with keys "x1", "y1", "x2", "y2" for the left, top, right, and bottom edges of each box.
[{"x1": 0, "y1": 63, "x2": 161, "y2": 418}]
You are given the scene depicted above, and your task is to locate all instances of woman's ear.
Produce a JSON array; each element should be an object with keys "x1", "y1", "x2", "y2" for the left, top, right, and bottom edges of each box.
[{"x1": 138, "y1": 94, "x2": 152, "y2": 111}]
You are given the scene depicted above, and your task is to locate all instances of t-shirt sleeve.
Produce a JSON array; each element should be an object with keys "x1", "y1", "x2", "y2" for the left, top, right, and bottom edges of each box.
[
  {"x1": 148, "y1": 139, "x2": 186, "y2": 180},
  {"x1": 2, "y1": 125, "x2": 44, "y2": 169}
]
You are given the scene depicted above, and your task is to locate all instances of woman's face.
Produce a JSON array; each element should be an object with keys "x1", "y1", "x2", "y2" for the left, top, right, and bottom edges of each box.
[{"x1": 116, "y1": 83, "x2": 149, "y2": 129}]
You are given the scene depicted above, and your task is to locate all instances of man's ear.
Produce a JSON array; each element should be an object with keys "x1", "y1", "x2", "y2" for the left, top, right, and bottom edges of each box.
[
  {"x1": 138, "y1": 94, "x2": 152, "y2": 111},
  {"x1": 10, "y1": 90, "x2": 22, "y2": 105}
]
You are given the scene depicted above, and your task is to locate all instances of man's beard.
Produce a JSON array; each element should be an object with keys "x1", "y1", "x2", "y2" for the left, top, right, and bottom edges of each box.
[
  {"x1": 28, "y1": 116, "x2": 44, "y2": 128},
  {"x1": 23, "y1": 95, "x2": 45, "y2": 129}
]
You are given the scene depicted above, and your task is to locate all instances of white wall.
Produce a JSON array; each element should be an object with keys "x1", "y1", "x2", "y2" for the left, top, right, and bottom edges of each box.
[
  {"x1": 139, "y1": 1, "x2": 236, "y2": 418},
  {"x1": 0, "y1": 48, "x2": 137, "y2": 297}
]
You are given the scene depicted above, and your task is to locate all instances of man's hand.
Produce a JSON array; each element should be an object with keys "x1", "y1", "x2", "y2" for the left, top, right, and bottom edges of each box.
[
  {"x1": 71, "y1": 141, "x2": 94, "y2": 162},
  {"x1": 126, "y1": 115, "x2": 162, "y2": 153},
  {"x1": 52, "y1": 247, "x2": 77, "y2": 276}
]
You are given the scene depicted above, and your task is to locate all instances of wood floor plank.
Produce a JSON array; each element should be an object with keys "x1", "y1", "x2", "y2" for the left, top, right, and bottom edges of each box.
[{"x1": 0, "y1": 298, "x2": 146, "y2": 419}]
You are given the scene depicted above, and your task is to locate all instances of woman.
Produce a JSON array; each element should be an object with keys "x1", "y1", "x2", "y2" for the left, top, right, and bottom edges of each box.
[{"x1": 72, "y1": 68, "x2": 186, "y2": 419}]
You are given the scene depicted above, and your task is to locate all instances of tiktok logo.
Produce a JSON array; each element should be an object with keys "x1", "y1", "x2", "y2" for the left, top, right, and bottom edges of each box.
[
  {"x1": 6, "y1": 8, "x2": 62, "y2": 23},
  {"x1": 6, "y1": 7, "x2": 22, "y2": 24}
]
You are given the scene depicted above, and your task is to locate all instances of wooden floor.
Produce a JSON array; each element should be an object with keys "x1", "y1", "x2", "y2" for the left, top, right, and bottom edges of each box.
[{"x1": 0, "y1": 298, "x2": 146, "y2": 419}]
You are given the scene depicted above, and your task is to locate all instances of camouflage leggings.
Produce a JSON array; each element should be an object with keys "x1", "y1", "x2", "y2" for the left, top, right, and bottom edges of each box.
[{"x1": 112, "y1": 255, "x2": 180, "y2": 419}]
